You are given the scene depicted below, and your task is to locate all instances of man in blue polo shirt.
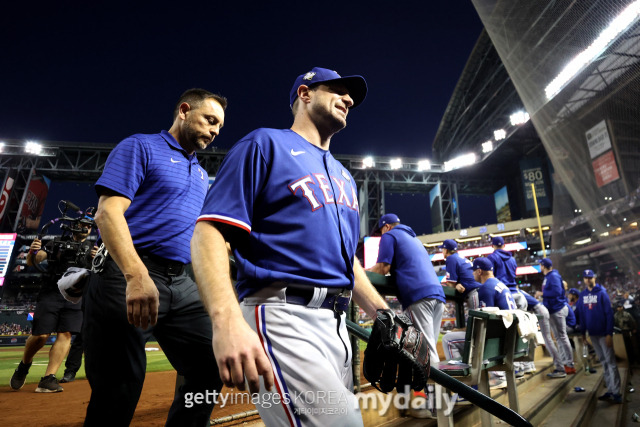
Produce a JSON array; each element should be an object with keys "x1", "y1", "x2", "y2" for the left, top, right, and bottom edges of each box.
[
  {"x1": 439, "y1": 239, "x2": 481, "y2": 309},
  {"x1": 540, "y1": 258, "x2": 576, "y2": 377},
  {"x1": 83, "y1": 88, "x2": 227, "y2": 426},
  {"x1": 369, "y1": 213, "x2": 446, "y2": 363}
]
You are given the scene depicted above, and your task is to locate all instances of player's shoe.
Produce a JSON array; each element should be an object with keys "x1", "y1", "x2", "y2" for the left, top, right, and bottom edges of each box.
[
  {"x1": 60, "y1": 372, "x2": 76, "y2": 383},
  {"x1": 598, "y1": 392, "x2": 613, "y2": 401},
  {"x1": 489, "y1": 377, "x2": 508, "y2": 389},
  {"x1": 611, "y1": 393, "x2": 623, "y2": 404},
  {"x1": 10, "y1": 361, "x2": 31, "y2": 390},
  {"x1": 515, "y1": 366, "x2": 525, "y2": 378},
  {"x1": 523, "y1": 362, "x2": 537, "y2": 374},
  {"x1": 564, "y1": 365, "x2": 577, "y2": 375},
  {"x1": 35, "y1": 374, "x2": 63, "y2": 393},
  {"x1": 547, "y1": 369, "x2": 567, "y2": 378}
]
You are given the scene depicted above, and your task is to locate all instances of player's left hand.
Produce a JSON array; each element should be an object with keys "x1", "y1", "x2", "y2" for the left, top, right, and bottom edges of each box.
[
  {"x1": 363, "y1": 309, "x2": 430, "y2": 393},
  {"x1": 605, "y1": 334, "x2": 613, "y2": 348},
  {"x1": 455, "y1": 283, "x2": 466, "y2": 293}
]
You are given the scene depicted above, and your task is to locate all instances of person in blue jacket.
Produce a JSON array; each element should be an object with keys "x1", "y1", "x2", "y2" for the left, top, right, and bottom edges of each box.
[
  {"x1": 576, "y1": 269, "x2": 622, "y2": 404},
  {"x1": 487, "y1": 236, "x2": 527, "y2": 310},
  {"x1": 439, "y1": 239, "x2": 481, "y2": 309},
  {"x1": 370, "y1": 213, "x2": 446, "y2": 363},
  {"x1": 540, "y1": 258, "x2": 576, "y2": 376}
]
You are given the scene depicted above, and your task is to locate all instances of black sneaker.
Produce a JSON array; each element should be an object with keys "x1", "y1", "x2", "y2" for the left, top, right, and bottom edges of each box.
[
  {"x1": 35, "y1": 374, "x2": 63, "y2": 393},
  {"x1": 60, "y1": 372, "x2": 76, "y2": 383},
  {"x1": 598, "y1": 392, "x2": 612, "y2": 401},
  {"x1": 10, "y1": 361, "x2": 31, "y2": 390}
]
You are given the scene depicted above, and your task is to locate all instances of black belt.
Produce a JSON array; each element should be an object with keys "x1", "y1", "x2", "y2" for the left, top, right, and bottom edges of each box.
[
  {"x1": 138, "y1": 252, "x2": 186, "y2": 277},
  {"x1": 285, "y1": 287, "x2": 351, "y2": 313}
]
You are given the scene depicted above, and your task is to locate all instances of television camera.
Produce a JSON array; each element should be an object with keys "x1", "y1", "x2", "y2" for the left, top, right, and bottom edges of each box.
[{"x1": 32, "y1": 200, "x2": 98, "y2": 274}]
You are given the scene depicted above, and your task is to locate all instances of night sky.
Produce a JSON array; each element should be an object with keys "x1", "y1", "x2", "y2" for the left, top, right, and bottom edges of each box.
[{"x1": 3, "y1": 2, "x2": 490, "y2": 233}]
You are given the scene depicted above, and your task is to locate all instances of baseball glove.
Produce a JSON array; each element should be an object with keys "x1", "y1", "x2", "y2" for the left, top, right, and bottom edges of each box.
[{"x1": 363, "y1": 309, "x2": 430, "y2": 393}]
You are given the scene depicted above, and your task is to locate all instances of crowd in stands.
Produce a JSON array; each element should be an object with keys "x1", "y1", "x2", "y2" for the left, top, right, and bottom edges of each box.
[{"x1": 0, "y1": 322, "x2": 31, "y2": 335}]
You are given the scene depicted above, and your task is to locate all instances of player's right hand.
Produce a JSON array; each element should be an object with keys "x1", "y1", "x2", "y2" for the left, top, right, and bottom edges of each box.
[
  {"x1": 125, "y1": 271, "x2": 159, "y2": 330},
  {"x1": 30, "y1": 239, "x2": 41, "y2": 252},
  {"x1": 212, "y1": 317, "x2": 274, "y2": 395}
]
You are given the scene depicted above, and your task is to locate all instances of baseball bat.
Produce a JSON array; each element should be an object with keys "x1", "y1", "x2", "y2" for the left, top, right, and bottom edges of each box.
[{"x1": 346, "y1": 319, "x2": 532, "y2": 427}]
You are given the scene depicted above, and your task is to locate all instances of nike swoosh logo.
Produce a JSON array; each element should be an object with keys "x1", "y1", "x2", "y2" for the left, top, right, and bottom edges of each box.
[
  {"x1": 290, "y1": 149, "x2": 305, "y2": 156},
  {"x1": 170, "y1": 158, "x2": 182, "y2": 163}
]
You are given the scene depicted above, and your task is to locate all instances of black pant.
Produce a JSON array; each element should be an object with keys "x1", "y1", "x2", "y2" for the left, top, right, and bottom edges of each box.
[
  {"x1": 65, "y1": 333, "x2": 83, "y2": 374},
  {"x1": 82, "y1": 259, "x2": 222, "y2": 427}
]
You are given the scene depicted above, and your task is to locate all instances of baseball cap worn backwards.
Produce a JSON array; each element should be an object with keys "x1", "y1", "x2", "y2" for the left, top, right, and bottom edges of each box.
[
  {"x1": 472, "y1": 257, "x2": 493, "y2": 271},
  {"x1": 539, "y1": 258, "x2": 553, "y2": 268},
  {"x1": 438, "y1": 239, "x2": 458, "y2": 251},
  {"x1": 583, "y1": 269, "x2": 595, "y2": 278},
  {"x1": 377, "y1": 213, "x2": 400, "y2": 231},
  {"x1": 289, "y1": 67, "x2": 368, "y2": 109},
  {"x1": 491, "y1": 236, "x2": 505, "y2": 246}
]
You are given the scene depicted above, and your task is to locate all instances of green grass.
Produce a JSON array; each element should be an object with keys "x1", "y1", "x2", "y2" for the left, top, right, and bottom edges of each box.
[{"x1": 0, "y1": 343, "x2": 173, "y2": 385}]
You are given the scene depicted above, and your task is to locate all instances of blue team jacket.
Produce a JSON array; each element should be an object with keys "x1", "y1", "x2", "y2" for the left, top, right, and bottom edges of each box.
[
  {"x1": 542, "y1": 269, "x2": 567, "y2": 314},
  {"x1": 575, "y1": 284, "x2": 614, "y2": 336}
]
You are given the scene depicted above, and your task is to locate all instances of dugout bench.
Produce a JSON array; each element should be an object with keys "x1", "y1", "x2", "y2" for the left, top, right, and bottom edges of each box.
[{"x1": 436, "y1": 309, "x2": 532, "y2": 426}]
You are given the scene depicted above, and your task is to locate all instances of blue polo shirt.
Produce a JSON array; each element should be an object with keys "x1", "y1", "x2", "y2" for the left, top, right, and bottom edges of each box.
[
  {"x1": 444, "y1": 252, "x2": 481, "y2": 297},
  {"x1": 96, "y1": 130, "x2": 208, "y2": 263},
  {"x1": 377, "y1": 224, "x2": 445, "y2": 309}
]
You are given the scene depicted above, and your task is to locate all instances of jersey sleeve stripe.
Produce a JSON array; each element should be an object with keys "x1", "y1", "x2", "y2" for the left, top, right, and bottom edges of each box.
[{"x1": 196, "y1": 215, "x2": 251, "y2": 233}]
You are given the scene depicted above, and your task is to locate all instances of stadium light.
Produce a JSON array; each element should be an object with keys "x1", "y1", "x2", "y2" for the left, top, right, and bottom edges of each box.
[
  {"x1": 482, "y1": 140, "x2": 493, "y2": 153},
  {"x1": 0, "y1": 142, "x2": 4, "y2": 153},
  {"x1": 25, "y1": 141, "x2": 42, "y2": 155},
  {"x1": 545, "y1": 0, "x2": 640, "y2": 99},
  {"x1": 444, "y1": 153, "x2": 476, "y2": 172},
  {"x1": 417, "y1": 160, "x2": 431, "y2": 171},
  {"x1": 510, "y1": 111, "x2": 530, "y2": 126},
  {"x1": 390, "y1": 158, "x2": 403, "y2": 170},
  {"x1": 494, "y1": 129, "x2": 506, "y2": 141},
  {"x1": 362, "y1": 156, "x2": 375, "y2": 168}
]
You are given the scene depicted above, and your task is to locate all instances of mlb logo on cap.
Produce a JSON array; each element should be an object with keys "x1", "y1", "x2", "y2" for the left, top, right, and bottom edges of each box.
[
  {"x1": 583, "y1": 269, "x2": 595, "y2": 278},
  {"x1": 377, "y1": 213, "x2": 400, "y2": 231},
  {"x1": 472, "y1": 257, "x2": 493, "y2": 271},
  {"x1": 491, "y1": 236, "x2": 505, "y2": 246},
  {"x1": 438, "y1": 239, "x2": 458, "y2": 251}
]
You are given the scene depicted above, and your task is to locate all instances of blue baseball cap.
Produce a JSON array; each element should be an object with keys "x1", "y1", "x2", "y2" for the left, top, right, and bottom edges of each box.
[
  {"x1": 376, "y1": 213, "x2": 400, "y2": 231},
  {"x1": 539, "y1": 258, "x2": 553, "y2": 268},
  {"x1": 289, "y1": 67, "x2": 368, "y2": 109},
  {"x1": 438, "y1": 239, "x2": 458, "y2": 251},
  {"x1": 472, "y1": 257, "x2": 493, "y2": 271},
  {"x1": 491, "y1": 236, "x2": 505, "y2": 246},
  {"x1": 568, "y1": 288, "x2": 580, "y2": 296},
  {"x1": 583, "y1": 269, "x2": 595, "y2": 278}
]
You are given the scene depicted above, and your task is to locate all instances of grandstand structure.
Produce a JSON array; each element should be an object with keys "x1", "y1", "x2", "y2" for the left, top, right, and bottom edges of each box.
[{"x1": 2, "y1": 0, "x2": 640, "y2": 294}]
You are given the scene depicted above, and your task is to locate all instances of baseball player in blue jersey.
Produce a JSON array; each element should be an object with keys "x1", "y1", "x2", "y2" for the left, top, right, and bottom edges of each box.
[
  {"x1": 438, "y1": 239, "x2": 481, "y2": 309},
  {"x1": 487, "y1": 236, "x2": 527, "y2": 310},
  {"x1": 83, "y1": 89, "x2": 227, "y2": 426},
  {"x1": 369, "y1": 213, "x2": 446, "y2": 363},
  {"x1": 192, "y1": 67, "x2": 390, "y2": 426},
  {"x1": 575, "y1": 269, "x2": 622, "y2": 403},
  {"x1": 441, "y1": 258, "x2": 516, "y2": 377},
  {"x1": 539, "y1": 258, "x2": 576, "y2": 377}
]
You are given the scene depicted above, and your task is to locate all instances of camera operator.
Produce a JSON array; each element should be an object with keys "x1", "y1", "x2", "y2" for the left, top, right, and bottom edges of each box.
[{"x1": 10, "y1": 223, "x2": 97, "y2": 393}]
